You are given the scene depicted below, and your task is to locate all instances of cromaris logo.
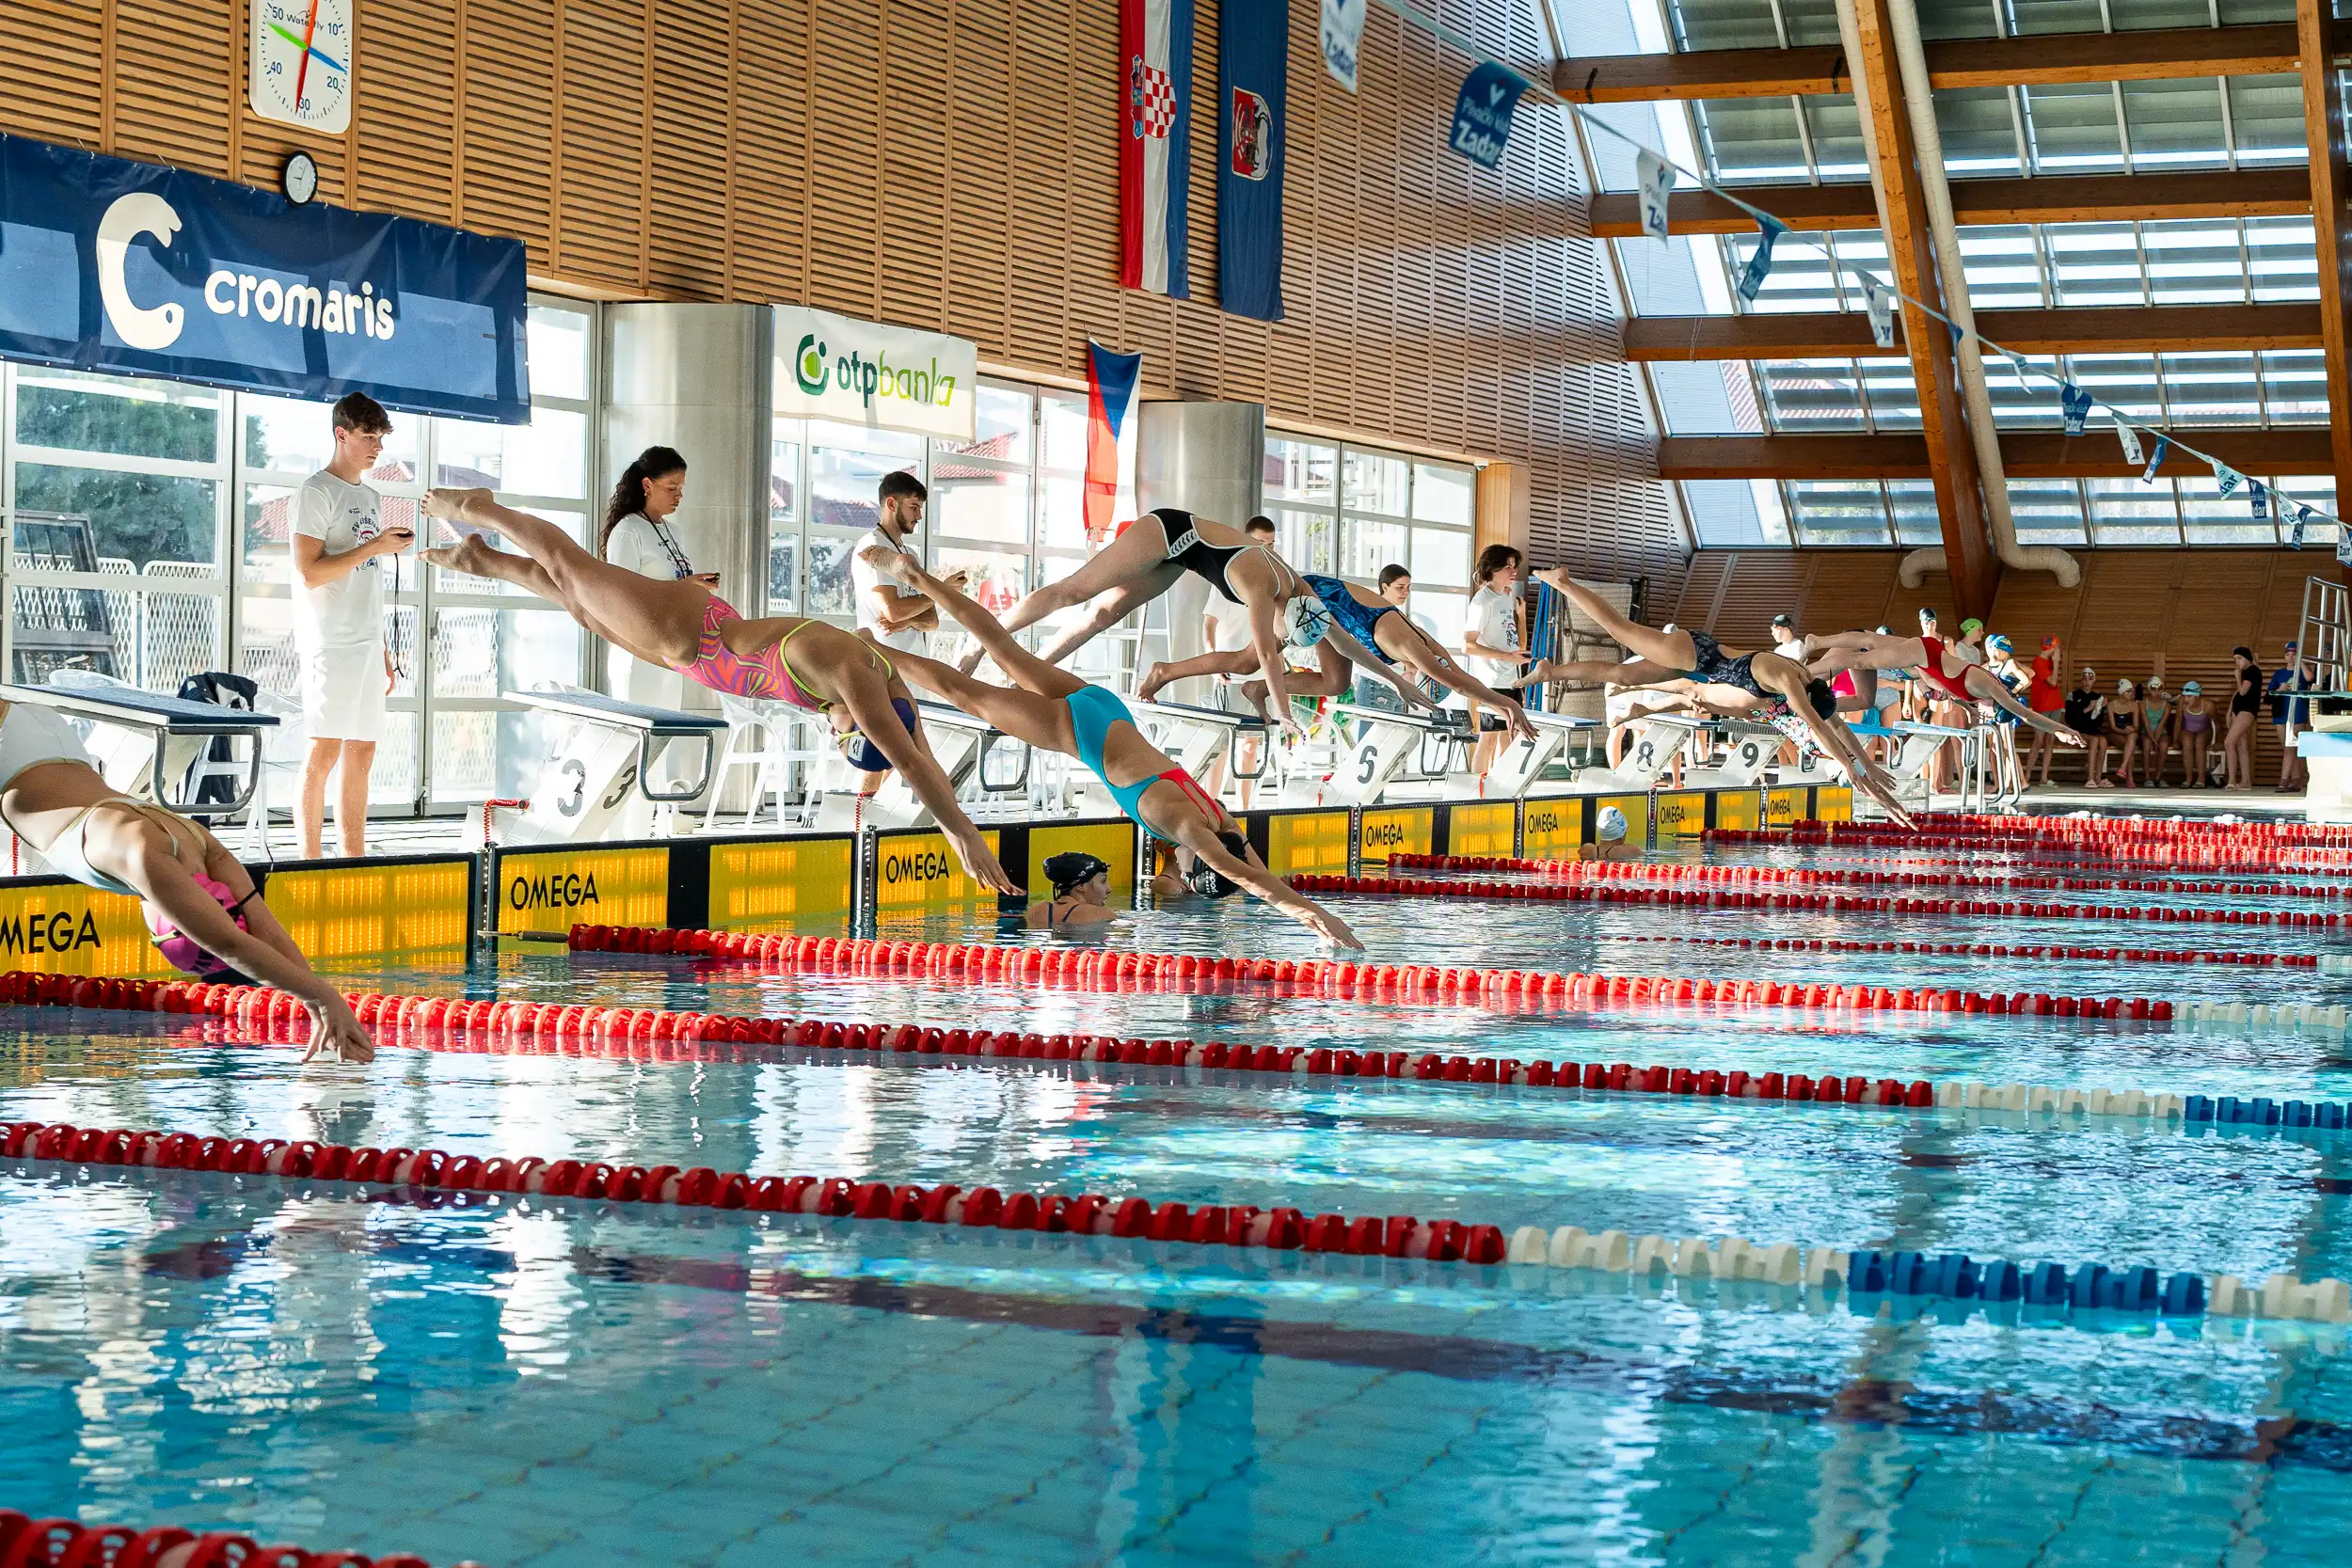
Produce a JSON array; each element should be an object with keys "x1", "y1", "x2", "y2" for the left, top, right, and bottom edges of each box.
[
  {"x1": 95, "y1": 190, "x2": 397, "y2": 353},
  {"x1": 882, "y1": 849, "x2": 955, "y2": 885},
  {"x1": 96, "y1": 193, "x2": 185, "y2": 351},
  {"x1": 792, "y1": 332, "x2": 956, "y2": 412},
  {"x1": 1230, "y1": 88, "x2": 1272, "y2": 180},
  {"x1": 509, "y1": 871, "x2": 600, "y2": 911},
  {"x1": 0, "y1": 910, "x2": 103, "y2": 955}
]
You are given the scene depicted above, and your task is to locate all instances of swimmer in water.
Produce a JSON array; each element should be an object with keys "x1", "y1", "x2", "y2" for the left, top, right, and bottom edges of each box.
[
  {"x1": 1026, "y1": 851, "x2": 1122, "y2": 929},
  {"x1": 1589, "y1": 805, "x2": 1642, "y2": 863}
]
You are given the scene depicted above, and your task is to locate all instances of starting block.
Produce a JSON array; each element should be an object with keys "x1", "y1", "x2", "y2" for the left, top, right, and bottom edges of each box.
[
  {"x1": 1478, "y1": 709, "x2": 1600, "y2": 798},
  {"x1": 1310, "y1": 702, "x2": 1472, "y2": 805},
  {"x1": 1679, "y1": 720, "x2": 1791, "y2": 791},
  {"x1": 1570, "y1": 713, "x2": 1708, "y2": 794},
  {"x1": 499, "y1": 688, "x2": 723, "y2": 844},
  {"x1": 1847, "y1": 719, "x2": 1981, "y2": 809},
  {"x1": 0, "y1": 680, "x2": 278, "y2": 818},
  {"x1": 1124, "y1": 696, "x2": 1270, "y2": 784},
  {"x1": 809, "y1": 700, "x2": 1029, "y2": 832}
]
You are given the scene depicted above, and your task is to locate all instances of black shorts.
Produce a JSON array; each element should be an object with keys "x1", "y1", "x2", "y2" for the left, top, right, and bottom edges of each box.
[{"x1": 1478, "y1": 714, "x2": 1508, "y2": 733}]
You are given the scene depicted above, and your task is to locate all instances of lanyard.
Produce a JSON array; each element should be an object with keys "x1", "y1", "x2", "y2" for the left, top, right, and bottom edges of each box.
[{"x1": 648, "y1": 516, "x2": 694, "y2": 578}]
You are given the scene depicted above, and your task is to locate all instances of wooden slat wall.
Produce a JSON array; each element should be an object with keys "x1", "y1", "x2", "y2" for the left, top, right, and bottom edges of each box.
[
  {"x1": 1, "y1": 0, "x2": 1677, "y2": 587},
  {"x1": 1675, "y1": 547, "x2": 2345, "y2": 781}
]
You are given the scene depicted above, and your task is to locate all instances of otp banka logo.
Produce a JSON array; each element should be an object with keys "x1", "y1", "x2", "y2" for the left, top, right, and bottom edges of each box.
[
  {"x1": 792, "y1": 332, "x2": 958, "y2": 413},
  {"x1": 96, "y1": 192, "x2": 397, "y2": 354}
]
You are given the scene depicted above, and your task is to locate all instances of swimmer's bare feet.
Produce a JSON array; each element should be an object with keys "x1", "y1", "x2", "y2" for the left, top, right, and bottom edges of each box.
[
  {"x1": 422, "y1": 534, "x2": 499, "y2": 578},
  {"x1": 1533, "y1": 566, "x2": 1576, "y2": 597},
  {"x1": 858, "y1": 543, "x2": 917, "y2": 585},
  {"x1": 422, "y1": 485, "x2": 495, "y2": 524},
  {"x1": 1136, "y1": 661, "x2": 1173, "y2": 701},
  {"x1": 1240, "y1": 679, "x2": 1274, "y2": 723}
]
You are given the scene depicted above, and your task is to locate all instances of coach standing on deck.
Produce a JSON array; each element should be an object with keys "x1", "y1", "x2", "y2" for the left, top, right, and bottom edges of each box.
[
  {"x1": 850, "y1": 470, "x2": 961, "y2": 796},
  {"x1": 292, "y1": 392, "x2": 405, "y2": 860}
]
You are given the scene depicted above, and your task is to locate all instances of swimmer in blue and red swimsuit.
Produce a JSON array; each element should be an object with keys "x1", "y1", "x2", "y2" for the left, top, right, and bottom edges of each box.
[{"x1": 856, "y1": 545, "x2": 1363, "y2": 949}]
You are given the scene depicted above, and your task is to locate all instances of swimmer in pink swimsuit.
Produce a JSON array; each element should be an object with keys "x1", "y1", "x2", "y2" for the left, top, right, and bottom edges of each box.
[{"x1": 420, "y1": 486, "x2": 1019, "y2": 895}]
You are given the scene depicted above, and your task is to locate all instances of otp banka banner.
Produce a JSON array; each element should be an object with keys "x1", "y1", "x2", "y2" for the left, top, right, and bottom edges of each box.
[
  {"x1": 0, "y1": 133, "x2": 532, "y2": 422},
  {"x1": 772, "y1": 304, "x2": 977, "y2": 442}
]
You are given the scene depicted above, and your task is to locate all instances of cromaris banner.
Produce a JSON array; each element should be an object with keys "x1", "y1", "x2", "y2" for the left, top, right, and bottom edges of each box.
[
  {"x1": 772, "y1": 304, "x2": 977, "y2": 441},
  {"x1": 0, "y1": 134, "x2": 532, "y2": 422}
]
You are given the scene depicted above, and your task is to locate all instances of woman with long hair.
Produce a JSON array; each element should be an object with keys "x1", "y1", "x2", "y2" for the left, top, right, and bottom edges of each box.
[
  {"x1": 2226, "y1": 646, "x2": 2262, "y2": 790},
  {"x1": 420, "y1": 487, "x2": 1018, "y2": 895},
  {"x1": 860, "y1": 544, "x2": 1363, "y2": 948},
  {"x1": 599, "y1": 446, "x2": 714, "y2": 588},
  {"x1": 0, "y1": 702, "x2": 371, "y2": 1061}
]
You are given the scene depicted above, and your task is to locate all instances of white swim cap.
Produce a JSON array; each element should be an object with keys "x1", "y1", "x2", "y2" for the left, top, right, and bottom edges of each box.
[
  {"x1": 1282, "y1": 593, "x2": 1331, "y2": 648},
  {"x1": 1597, "y1": 806, "x2": 1629, "y2": 842}
]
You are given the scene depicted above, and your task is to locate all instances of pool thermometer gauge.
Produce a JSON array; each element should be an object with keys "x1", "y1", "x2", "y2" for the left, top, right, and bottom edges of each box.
[{"x1": 248, "y1": 0, "x2": 354, "y2": 135}]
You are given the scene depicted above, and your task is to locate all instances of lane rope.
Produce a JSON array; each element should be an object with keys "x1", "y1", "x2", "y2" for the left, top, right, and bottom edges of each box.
[
  {"x1": 0, "y1": 1511, "x2": 469, "y2": 1568},
  {"x1": 11, "y1": 1117, "x2": 2340, "y2": 1326},
  {"x1": 12, "y1": 971, "x2": 2346, "y2": 1143}
]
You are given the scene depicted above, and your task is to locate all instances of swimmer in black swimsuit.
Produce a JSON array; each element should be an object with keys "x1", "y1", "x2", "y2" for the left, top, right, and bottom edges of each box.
[
  {"x1": 1516, "y1": 571, "x2": 1915, "y2": 824},
  {"x1": 1135, "y1": 572, "x2": 1536, "y2": 739},
  {"x1": 977, "y1": 508, "x2": 1385, "y2": 738}
]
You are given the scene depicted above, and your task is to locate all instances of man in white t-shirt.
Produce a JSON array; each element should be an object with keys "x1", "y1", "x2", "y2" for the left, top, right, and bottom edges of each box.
[
  {"x1": 1463, "y1": 545, "x2": 1528, "y2": 772},
  {"x1": 292, "y1": 392, "x2": 407, "y2": 859},
  {"x1": 847, "y1": 470, "x2": 962, "y2": 795},
  {"x1": 852, "y1": 470, "x2": 948, "y2": 657}
]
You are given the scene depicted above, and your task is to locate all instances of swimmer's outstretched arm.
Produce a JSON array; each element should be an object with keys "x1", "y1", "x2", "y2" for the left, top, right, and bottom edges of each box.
[
  {"x1": 1166, "y1": 813, "x2": 1362, "y2": 949},
  {"x1": 1963, "y1": 664, "x2": 2085, "y2": 743},
  {"x1": 114, "y1": 829, "x2": 373, "y2": 1062},
  {"x1": 1753, "y1": 656, "x2": 1914, "y2": 829}
]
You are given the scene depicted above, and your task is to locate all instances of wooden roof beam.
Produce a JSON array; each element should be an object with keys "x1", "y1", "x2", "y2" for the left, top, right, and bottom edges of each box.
[
  {"x1": 1659, "y1": 428, "x2": 2336, "y2": 481},
  {"x1": 1847, "y1": 0, "x2": 1997, "y2": 615},
  {"x1": 1556, "y1": 22, "x2": 2300, "y2": 103},
  {"x1": 1623, "y1": 303, "x2": 2324, "y2": 360},
  {"x1": 2298, "y1": 0, "x2": 2352, "y2": 504},
  {"x1": 1589, "y1": 168, "x2": 2312, "y2": 237}
]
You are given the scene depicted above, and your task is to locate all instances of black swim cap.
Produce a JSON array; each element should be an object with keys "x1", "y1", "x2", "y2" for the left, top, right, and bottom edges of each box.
[
  {"x1": 1186, "y1": 831, "x2": 1250, "y2": 898},
  {"x1": 1806, "y1": 678, "x2": 1837, "y2": 719},
  {"x1": 1043, "y1": 851, "x2": 1109, "y2": 896}
]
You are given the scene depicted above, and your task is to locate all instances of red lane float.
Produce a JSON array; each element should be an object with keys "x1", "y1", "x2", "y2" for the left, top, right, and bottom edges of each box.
[
  {"x1": 547, "y1": 930, "x2": 2184, "y2": 1022},
  {"x1": 1611, "y1": 934, "x2": 2319, "y2": 969},
  {"x1": 1387, "y1": 851, "x2": 2347, "y2": 906},
  {"x1": 1304, "y1": 868, "x2": 2338, "y2": 933},
  {"x1": 0, "y1": 1118, "x2": 1515, "y2": 1265},
  {"x1": 0, "y1": 1511, "x2": 469, "y2": 1568},
  {"x1": 18, "y1": 969, "x2": 2224, "y2": 1139},
  {"x1": 1713, "y1": 812, "x2": 2352, "y2": 873}
]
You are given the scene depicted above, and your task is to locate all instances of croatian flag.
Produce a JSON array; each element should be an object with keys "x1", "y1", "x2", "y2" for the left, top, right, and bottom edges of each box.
[
  {"x1": 1120, "y1": 0, "x2": 1194, "y2": 297},
  {"x1": 1085, "y1": 341, "x2": 1142, "y2": 542}
]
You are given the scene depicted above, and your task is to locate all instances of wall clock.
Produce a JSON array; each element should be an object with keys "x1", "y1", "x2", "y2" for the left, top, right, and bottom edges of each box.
[{"x1": 250, "y1": 0, "x2": 354, "y2": 135}]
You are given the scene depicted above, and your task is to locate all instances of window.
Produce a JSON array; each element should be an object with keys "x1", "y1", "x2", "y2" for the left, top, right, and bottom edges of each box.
[
  {"x1": 1263, "y1": 433, "x2": 1480, "y2": 662},
  {"x1": 235, "y1": 298, "x2": 594, "y2": 806},
  {"x1": 764, "y1": 369, "x2": 1132, "y2": 679},
  {"x1": 0, "y1": 297, "x2": 594, "y2": 811}
]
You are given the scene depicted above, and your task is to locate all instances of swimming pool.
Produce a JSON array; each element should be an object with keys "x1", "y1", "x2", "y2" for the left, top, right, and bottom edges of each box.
[{"x1": 8, "y1": 835, "x2": 2352, "y2": 1564}]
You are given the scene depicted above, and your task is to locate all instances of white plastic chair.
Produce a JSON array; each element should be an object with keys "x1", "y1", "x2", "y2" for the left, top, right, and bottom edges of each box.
[{"x1": 700, "y1": 691, "x2": 824, "y2": 832}]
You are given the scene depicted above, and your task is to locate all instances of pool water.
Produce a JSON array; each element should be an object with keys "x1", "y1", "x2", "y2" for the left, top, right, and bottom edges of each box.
[{"x1": 7, "y1": 838, "x2": 2352, "y2": 1564}]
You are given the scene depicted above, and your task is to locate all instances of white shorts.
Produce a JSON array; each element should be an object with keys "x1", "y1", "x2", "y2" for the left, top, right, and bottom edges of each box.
[{"x1": 300, "y1": 643, "x2": 388, "y2": 743}]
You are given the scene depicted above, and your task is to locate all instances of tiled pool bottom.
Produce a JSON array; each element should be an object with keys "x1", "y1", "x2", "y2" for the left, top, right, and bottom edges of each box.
[{"x1": 6, "y1": 852, "x2": 2352, "y2": 1565}]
